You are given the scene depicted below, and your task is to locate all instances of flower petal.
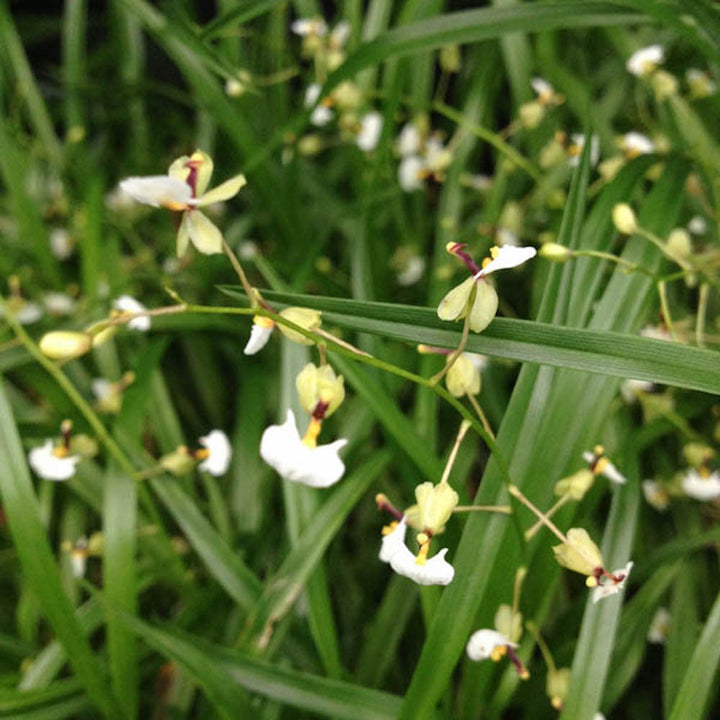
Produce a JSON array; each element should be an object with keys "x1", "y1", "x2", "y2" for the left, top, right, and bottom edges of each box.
[
  {"x1": 437, "y1": 276, "x2": 475, "y2": 322},
  {"x1": 474, "y1": 246, "x2": 537, "y2": 278},
  {"x1": 176, "y1": 212, "x2": 191, "y2": 256},
  {"x1": 195, "y1": 174, "x2": 247, "y2": 207},
  {"x1": 198, "y1": 430, "x2": 232, "y2": 476},
  {"x1": 119, "y1": 176, "x2": 192, "y2": 209},
  {"x1": 186, "y1": 210, "x2": 224, "y2": 254},
  {"x1": 467, "y1": 281, "x2": 498, "y2": 333},
  {"x1": 244, "y1": 322, "x2": 274, "y2": 355},
  {"x1": 466, "y1": 629, "x2": 516, "y2": 661},
  {"x1": 28, "y1": 440, "x2": 80, "y2": 481}
]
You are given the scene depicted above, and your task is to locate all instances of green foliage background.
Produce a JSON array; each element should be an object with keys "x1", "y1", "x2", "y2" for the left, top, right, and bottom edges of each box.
[{"x1": 1, "y1": 1, "x2": 719, "y2": 719}]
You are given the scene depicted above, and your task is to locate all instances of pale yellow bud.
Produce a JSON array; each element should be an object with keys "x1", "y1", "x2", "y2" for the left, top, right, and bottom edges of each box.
[
  {"x1": 439, "y1": 44, "x2": 461, "y2": 73},
  {"x1": 546, "y1": 667, "x2": 571, "y2": 709},
  {"x1": 277, "y1": 307, "x2": 322, "y2": 345},
  {"x1": 665, "y1": 228, "x2": 692, "y2": 263},
  {"x1": 518, "y1": 100, "x2": 546, "y2": 129},
  {"x1": 69, "y1": 434, "x2": 99, "y2": 458},
  {"x1": 651, "y1": 70, "x2": 678, "y2": 100},
  {"x1": 539, "y1": 242, "x2": 572, "y2": 262},
  {"x1": 297, "y1": 135, "x2": 324, "y2": 156},
  {"x1": 332, "y1": 81, "x2": 362, "y2": 110},
  {"x1": 552, "y1": 528, "x2": 604, "y2": 577},
  {"x1": 682, "y1": 442, "x2": 715, "y2": 468},
  {"x1": 39, "y1": 330, "x2": 92, "y2": 360},
  {"x1": 547, "y1": 189, "x2": 566, "y2": 210},
  {"x1": 554, "y1": 468, "x2": 594, "y2": 500},
  {"x1": 87, "y1": 531, "x2": 104, "y2": 555},
  {"x1": 159, "y1": 448, "x2": 195, "y2": 476},
  {"x1": 295, "y1": 363, "x2": 345, "y2": 417},
  {"x1": 598, "y1": 155, "x2": 626, "y2": 182},
  {"x1": 612, "y1": 203, "x2": 638, "y2": 235},
  {"x1": 498, "y1": 201, "x2": 524, "y2": 235},
  {"x1": 493, "y1": 604, "x2": 523, "y2": 643},
  {"x1": 413, "y1": 481, "x2": 459, "y2": 534},
  {"x1": 445, "y1": 353, "x2": 481, "y2": 397}
]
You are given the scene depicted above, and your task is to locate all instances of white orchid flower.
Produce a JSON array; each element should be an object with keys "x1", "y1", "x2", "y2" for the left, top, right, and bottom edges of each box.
[
  {"x1": 197, "y1": 430, "x2": 232, "y2": 476},
  {"x1": 466, "y1": 629, "x2": 517, "y2": 662},
  {"x1": 28, "y1": 440, "x2": 80, "y2": 481},
  {"x1": 621, "y1": 131, "x2": 655, "y2": 157},
  {"x1": 626, "y1": 45, "x2": 664, "y2": 77},
  {"x1": 681, "y1": 468, "x2": 720, "y2": 501},
  {"x1": 398, "y1": 155, "x2": 426, "y2": 192},
  {"x1": 305, "y1": 84, "x2": 334, "y2": 127},
  {"x1": 356, "y1": 111, "x2": 383, "y2": 152},
  {"x1": 260, "y1": 409, "x2": 347, "y2": 488},
  {"x1": 378, "y1": 519, "x2": 454, "y2": 586},
  {"x1": 473, "y1": 245, "x2": 537, "y2": 279},
  {"x1": 119, "y1": 150, "x2": 246, "y2": 256},
  {"x1": 592, "y1": 561, "x2": 633, "y2": 603}
]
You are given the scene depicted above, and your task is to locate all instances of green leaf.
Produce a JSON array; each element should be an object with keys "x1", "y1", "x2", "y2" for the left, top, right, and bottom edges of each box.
[
  {"x1": 220, "y1": 288, "x2": 720, "y2": 395},
  {"x1": 109, "y1": 608, "x2": 404, "y2": 720},
  {"x1": 669, "y1": 589, "x2": 720, "y2": 720},
  {"x1": 0, "y1": 377, "x2": 121, "y2": 719}
]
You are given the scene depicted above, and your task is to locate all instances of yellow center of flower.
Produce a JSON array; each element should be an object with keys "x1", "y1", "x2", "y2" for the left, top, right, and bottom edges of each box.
[
  {"x1": 52, "y1": 445, "x2": 69, "y2": 459},
  {"x1": 381, "y1": 521, "x2": 398, "y2": 536},
  {"x1": 162, "y1": 200, "x2": 192, "y2": 212},
  {"x1": 585, "y1": 576, "x2": 598, "y2": 588},
  {"x1": 253, "y1": 315, "x2": 275, "y2": 329},
  {"x1": 700, "y1": 466, "x2": 710, "y2": 479},
  {"x1": 414, "y1": 532, "x2": 430, "y2": 565},
  {"x1": 194, "y1": 448, "x2": 210, "y2": 461},
  {"x1": 594, "y1": 457, "x2": 609, "y2": 476},
  {"x1": 551, "y1": 696, "x2": 563, "y2": 710},
  {"x1": 302, "y1": 417, "x2": 322, "y2": 448},
  {"x1": 490, "y1": 645, "x2": 507, "y2": 662}
]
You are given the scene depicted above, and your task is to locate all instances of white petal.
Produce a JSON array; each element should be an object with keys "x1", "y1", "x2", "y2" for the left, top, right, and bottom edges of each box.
[
  {"x1": 582, "y1": 451, "x2": 595, "y2": 464},
  {"x1": 642, "y1": 479, "x2": 669, "y2": 511},
  {"x1": 681, "y1": 469, "x2": 720, "y2": 501},
  {"x1": 531, "y1": 76, "x2": 554, "y2": 98},
  {"x1": 44, "y1": 292, "x2": 76, "y2": 316},
  {"x1": 113, "y1": 295, "x2": 150, "y2": 331},
  {"x1": 330, "y1": 20, "x2": 350, "y2": 47},
  {"x1": 16, "y1": 302, "x2": 43, "y2": 325},
  {"x1": 474, "y1": 246, "x2": 537, "y2": 278},
  {"x1": 28, "y1": 440, "x2": 80, "y2": 481},
  {"x1": 601, "y1": 461, "x2": 627, "y2": 485},
  {"x1": 260, "y1": 410, "x2": 347, "y2": 488},
  {"x1": 397, "y1": 123, "x2": 421, "y2": 157},
  {"x1": 398, "y1": 156, "x2": 425, "y2": 191},
  {"x1": 592, "y1": 561, "x2": 633, "y2": 603},
  {"x1": 198, "y1": 430, "x2": 232, "y2": 476},
  {"x1": 119, "y1": 176, "x2": 193, "y2": 209},
  {"x1": 356, "y1": 112, "x2": 383, "y2": 152},
  {"x1": 569, "y1": 134, "x2": 600, "y2": 167},
  {"x1": 397, "y1": 256, "x2": 426, "y2": 286},
  {"x1": 91, "y1": 378, "x2": 113, "y2": 400},
  {"x1": 49, "y1": 228, "x2": 73, "y2": 260},
  {"x1": 622, "y1": 132, "x2": 655, "y2": 155},
  {"x1": 466, "y1": 629, "x2": 515, "y2": 661},
  {"x1": 626, "y1": 45, "x2": 664, "y2": 76},
  {"x1": 243, "y1": 323, "x2": 274, "y2": 355},
  {"x1": 379, "y1": 518, "x2": 408, "y2": 563},
  {"x1": 620, "y1": 378, "x2": 654, "y2": 404},
  {"x1": 311, "y1": 105, "x2": 333, "y2": 127},
  {"x1": 647, "y1": 607, "x2": 670, "y2": 644},
  {"x1": 390, "y1": 547, "x2": 454, "y2": 586}
]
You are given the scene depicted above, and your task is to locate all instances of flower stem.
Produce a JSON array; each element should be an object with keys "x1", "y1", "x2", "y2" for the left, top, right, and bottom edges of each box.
[
  {"x1": 467, "y1": 392, "x2": 495, "y2": 440},
  {"x1": 524, "y1": 493, "x2": 571, "y2": 541},
  {"x1": 453, "y1": 505, "x2": 512, "y2": 514},
  {"x1": 507, "y1": 485, "x2": 569, "y2": 544},
  {"x1": 439, "y1": 420, "x2": 471, "y2": 485}
]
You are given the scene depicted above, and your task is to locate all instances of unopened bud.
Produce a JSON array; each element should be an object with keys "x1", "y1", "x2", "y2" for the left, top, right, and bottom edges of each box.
[
  {"x1": 296, "y1": 362, "x2": 345, "y2": 417},
  {"x1": 553, "y1": 528, "x2": 604, "y2": 577},
  {"x1": 494, "y1": 604, "x2": 523, "y2": 643},
  {"x1": 297, "y1": 134, "x2": 324, "y2": 156},
  {"x1": 554, "y1": 468, "x2": 594, "y2": 500},
  {"x1": 539, "y1": 242, "x2": 572, "y2": 262},
  {"x1": 518, "y1": 101, "x2": 545, "y2": 130},
  {"x1": 159, "y1": 448, "x2": 196, "y2": 476},
  {"x1": 546, "y1": 667, "x2": 571, "y2": 710},
  {"x1": 39, "y1": 331, "x2": 93, "y2": 360},
  {"x1": 651, "y1": 70, "x2": 678, "y2": 100},
  {"x1": 612, "y1": 204, "x2": 638, "y2": 234},
  {"x1": 665, "y1": 228, "x2": 692, "y2": 262},
  {"x1": 277, "y1": 307, "x2": 322, "y2": 345},
  {"x1": 445, "y1": 353, "x2": 481, "y2": 397}
]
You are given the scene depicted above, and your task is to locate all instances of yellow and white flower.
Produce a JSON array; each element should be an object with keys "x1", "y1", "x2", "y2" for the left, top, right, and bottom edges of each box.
[
  {"x1": 681, "y1": 468, "x2": 720, "y2": 501},
  {"x1": 119, "y1": 150, "x2": 246, "y2": 256},
  {"x1": 197, "y1": 430, "x2": 233, "y2": 476},
  {"x1": 583, "y1": 446, "x2": 626, "y2": 485},
  {"x1": 28, "y1": 439, "x2": 80, "y2": 481},
  {"x1": 466, "y1": 629, "x2": 516, "y2": 662},
  {"x1": 243, "y1": 316, "x2": 276, "y2": 355},
  {"x1": 626, "y1": 45, "x2": 664, "y2": 77},
  {"x1": 379, "y1": 518, "x2": 454, "y2": 586},
  {"x1": 113, "y1": 295, "x2": 150, "y2": 331},
  {"x1": 356, "y1": 111, "x2": 383, "y2": 152},
  {"x1": 592, "y1": 561, "x2": 633, "y2": 603},
  {"x1": 260, "y1": 409, "x2": 347, "y2": 487}
]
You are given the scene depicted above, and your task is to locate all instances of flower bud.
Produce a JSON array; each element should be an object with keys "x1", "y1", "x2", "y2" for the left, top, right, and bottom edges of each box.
[
  {"x1": 682, "y1": 442, "x2": 715, "y2": 468},
  {"x1": 296, "y1": 362, "x2": 345, "y2": 417},
  {"x1": 651, "y1": 69, "x2": 678, "y2": 100},
  {"x1": 408, "y1": 481, "x2": 459, "y2": 534},
  {"x1": 546, "y1": 667, "x2": 571, "y2": 710},
  {"x1": 297, "y1": 134, "x2": 324, "y2": 156},
  {"x1": 277, "y1": 307, "x2": 322, "y2": 345},
  {"x1": 554, "y1": 468, "x2": 594, "y2": 500},
  {"x1": 494, "y1": 604, "x2": 523, "y2": 643},
  {"x1": 539, "y1": 242, "x2": 572, "y2": 262},
  {"x1": 439, "y1": 44, "x2": 461, "y2": 73},
  {"x1": 39, "y1": 331, "x2": 92, "y2": 360},
  {"x1": 552, "y1": 528, "x2": 603, "y2": 577},
  {"x1": 159, "y1": 448, "x2": 196, "y2": 476},
  {"x1": 665, "y1": 228, "x2": 692, "y2": 263},
  {"x1": 518, "y1": 100, "x2": 545, "y2": 129},
  {"x1": 612, "y1": 203, "x2": 638, "y2": 234},
  {"x1": 445, "y1": 353, "x2": 481, "y2": 397}
]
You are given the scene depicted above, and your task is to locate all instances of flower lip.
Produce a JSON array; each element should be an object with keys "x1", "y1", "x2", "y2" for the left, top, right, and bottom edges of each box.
[
  {"x1": 466, "y1": 629, "x2": 516, "y2": 661},
  {"x1": 592, "y1": 561, "x2": 633, "y2": 603},
  {"x1": 119, "y1": 176, "x2": 194, "y2": 210},
  {"x1": 197, "y1": 430, "x2": 232, "y2": 476},
  {"x1": 243, "y1": 319, "x2": 275, "y2": 355},
  {"x1": 28, "y1": 440, "x2": 80, "y2": 481},
  {"x1": 260, "y1": 409, "x2": 347, "y2": 488},
  {"x1": 113, "y1": 295, "x2": 151, "y2": 331},
  {"x1": 473, "y1": 245, "x2": 537, "y2": 279},
  {"x1": 681, "y1": 468, "x2": 720, "y2": 501}
]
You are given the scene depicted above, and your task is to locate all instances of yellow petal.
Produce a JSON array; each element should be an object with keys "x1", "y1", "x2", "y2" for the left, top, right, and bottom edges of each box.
[
  {"x1": 186, "y1": 210, "x2": 223, "y2": 254},
  {"x1": 168, "y1": 155, "x2": 192, "y2": 182},
  {"x1": 437, "y1": 276, "x2": 474, "y2": 321},
  {"x1": 176, "y1": 212, "x2": 191, "y2": 256},
  {"x1": 196, "y1": 174, "x2": 247, "y2": 206},
  {"x1": 467, "y1": 281, "x2": 498, "y2": 332}
]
